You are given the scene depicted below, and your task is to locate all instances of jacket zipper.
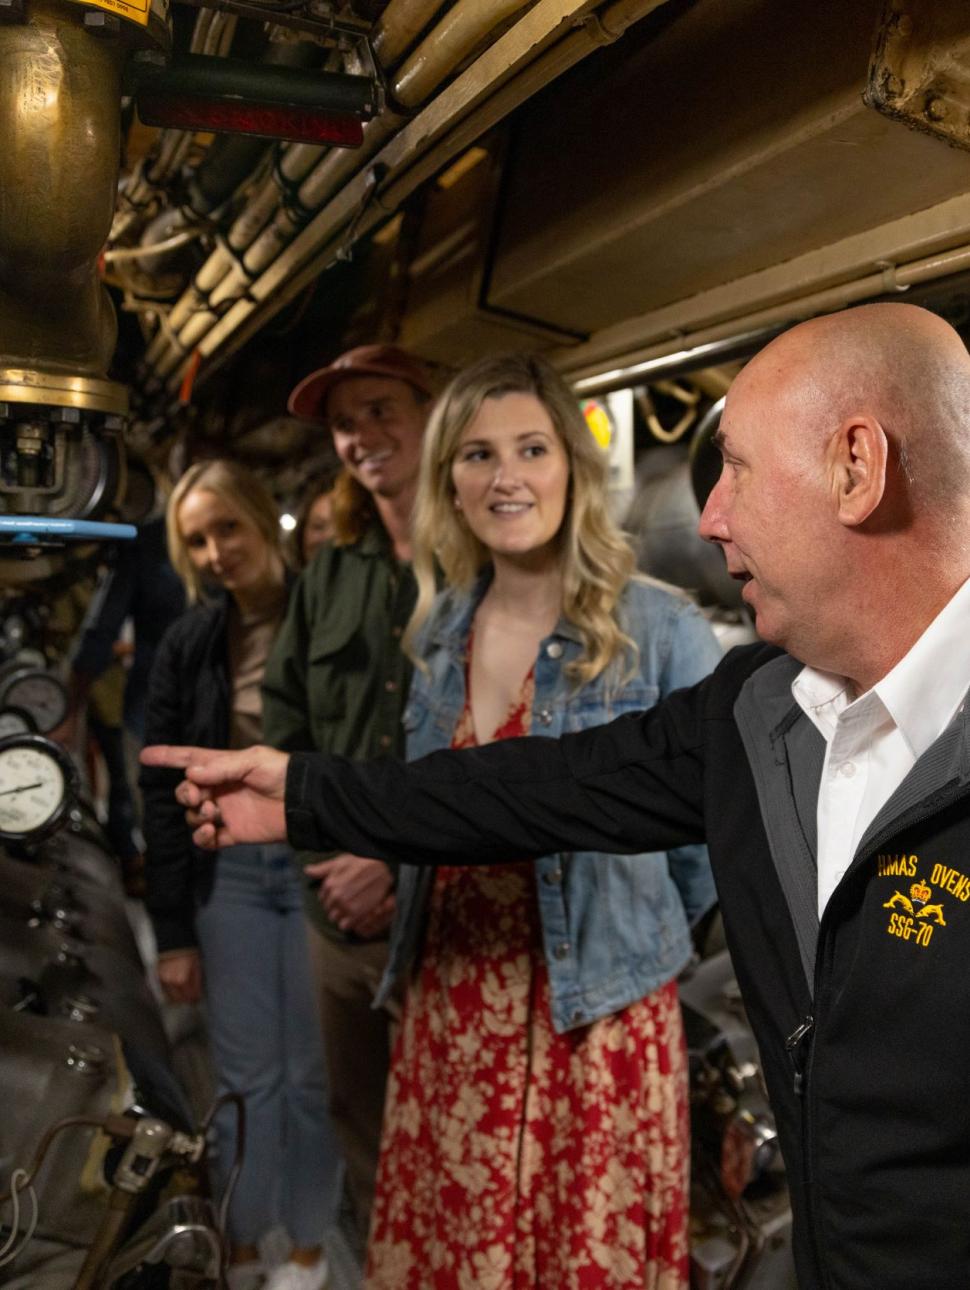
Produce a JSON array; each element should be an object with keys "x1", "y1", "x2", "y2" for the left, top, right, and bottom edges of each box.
[{"x1": 785, "y1": 1015, "x2": 813, "y2": 1094}]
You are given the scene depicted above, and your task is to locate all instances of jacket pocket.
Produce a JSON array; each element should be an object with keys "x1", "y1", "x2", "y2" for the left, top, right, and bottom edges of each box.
[
  {"x1": 308, "y1": 617, "x2": 359, "y2": 720},
  {"x1": 565, "y1": 681, "x2": 659, "y2": 731}
]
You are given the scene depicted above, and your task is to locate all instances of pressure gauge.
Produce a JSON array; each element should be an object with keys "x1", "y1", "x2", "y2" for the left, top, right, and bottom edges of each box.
[
  {"x1": 0, "y1": 668, "x2": 68, "y2": 734},
  {"x1": 0, "y1": 705, "x2": 37, "y2": 739},
  {"x1": 0, "y1": 734, "x2": 78, "y2": 843}
]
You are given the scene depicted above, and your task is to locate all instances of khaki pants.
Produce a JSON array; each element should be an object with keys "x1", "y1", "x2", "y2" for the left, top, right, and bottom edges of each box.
[{"x1": 307, "y1": 928, "x2": 400, "y2": 1246}]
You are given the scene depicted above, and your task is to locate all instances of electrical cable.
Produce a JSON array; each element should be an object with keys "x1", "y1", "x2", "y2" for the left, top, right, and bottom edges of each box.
[
  {"x1": 0, "y1": 1170, "x2": 40, "y2": 1267},
  {"x1": 0, "y1": 1116, "x2": 104, "y2": 1208}
]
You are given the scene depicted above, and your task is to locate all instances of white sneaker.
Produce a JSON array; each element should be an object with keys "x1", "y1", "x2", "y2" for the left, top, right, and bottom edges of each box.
[
  {"x1": 226, "y1": 1263, "x2": 266, "y2": 1290},
  {"x1": 263, "y1": 1258, "x2": 329, "y2": 1290}
]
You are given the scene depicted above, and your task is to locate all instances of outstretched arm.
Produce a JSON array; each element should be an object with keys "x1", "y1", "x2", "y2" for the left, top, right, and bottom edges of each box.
[{"x1": 142, "y1": 668, "x2": 716, "y2": 865}]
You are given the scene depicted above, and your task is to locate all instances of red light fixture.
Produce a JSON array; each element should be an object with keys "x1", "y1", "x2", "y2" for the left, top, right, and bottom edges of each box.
[{"x1": 133, "y1": 54, "x2": 376, "y2": 147}]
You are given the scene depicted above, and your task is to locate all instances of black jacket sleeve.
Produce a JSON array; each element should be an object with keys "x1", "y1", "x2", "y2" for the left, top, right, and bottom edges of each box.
[
  {"x1": 286, "y1": 668, "x2": 716, "y2": 866},
  {"x1": 140, "y1": 620, "x2": 199, "y2": 953}
]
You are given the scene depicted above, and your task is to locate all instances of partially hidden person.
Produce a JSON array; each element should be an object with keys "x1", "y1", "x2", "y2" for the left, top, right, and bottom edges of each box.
[
  {"x1": 290, "y1": 476, "x2": 338, "y2": 569},
  {"x1": 140, "y1": 459, "x2": 340, "y2": 1290},
  {"x1": 261, "y1": 345, "x2": 434, "y2": 1245}
]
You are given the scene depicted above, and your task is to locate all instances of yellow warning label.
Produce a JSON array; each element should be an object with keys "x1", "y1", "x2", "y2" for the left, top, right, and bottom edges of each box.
[
  {"x1": 582, "y1": 399, "x2": 613, "y2": 451},
  {"x1": 65, "y1": 0, "x2": 151, "y2": 27}
]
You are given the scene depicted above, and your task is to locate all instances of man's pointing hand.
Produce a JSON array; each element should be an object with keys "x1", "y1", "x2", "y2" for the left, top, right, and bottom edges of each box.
[{"x1": 140, "y1": 743, "x2": 290, "y2": 849}]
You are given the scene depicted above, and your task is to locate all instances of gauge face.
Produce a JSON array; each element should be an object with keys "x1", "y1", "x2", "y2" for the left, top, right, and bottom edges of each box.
[
  {"x1": 0, "y1": 706, "x2": 36, "y2": 738},
  {"x1": 0, "y1": 742, "x2": 70, "y2": 840},
  {"x1": 0, "y1": 670, "x2": 68, "y2": 734}
]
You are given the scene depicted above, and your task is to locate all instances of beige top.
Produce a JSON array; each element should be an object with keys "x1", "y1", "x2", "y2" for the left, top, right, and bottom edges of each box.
[{"x1": 227, "y1": 583, "x2": 287, "y2": 749}]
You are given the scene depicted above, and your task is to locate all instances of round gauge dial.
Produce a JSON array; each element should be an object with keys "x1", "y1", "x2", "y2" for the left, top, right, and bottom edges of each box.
[
  {"x1": 0, "y1": 669, "x2": 68, "y2": 734},
  {"x1": 0, "y1": 705, "x2": 37, "y2": 738},
  {"x1": 0, "y1": 735, "x2": 77, "y2": 842}
]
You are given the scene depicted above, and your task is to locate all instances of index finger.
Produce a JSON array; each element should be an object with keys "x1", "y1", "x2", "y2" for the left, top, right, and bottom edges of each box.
[{"x1": 141, "y1": 744, "x2": 219, "y2": 770}]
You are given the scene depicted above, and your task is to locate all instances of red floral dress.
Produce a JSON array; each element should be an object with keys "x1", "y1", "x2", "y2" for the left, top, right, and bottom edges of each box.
[{"x1": 365, "y1": 655, "x2": 689, "y2": 1290}]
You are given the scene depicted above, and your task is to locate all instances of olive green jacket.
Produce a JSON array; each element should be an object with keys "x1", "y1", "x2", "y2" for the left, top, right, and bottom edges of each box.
[{"x1": 262, "y1": 523, "x2": 415, "y2": 937}]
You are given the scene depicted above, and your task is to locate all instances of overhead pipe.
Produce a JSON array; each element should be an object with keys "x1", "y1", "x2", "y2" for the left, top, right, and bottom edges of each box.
[
  {"x1": 111, "y1": 11, "x2": 237, "y2": 245},
  {"x1": 142, "y1": 0, "x2": 671, "y2": 395},
  {"x1": 145, "y1": 0, "x2": 532, "y2": 381},
  {"x1": 115, "y1": 39, "x2": 331, "y2": 296},
  {"x1": 133, "y1": 54, "x2": 376, "y2": 129},
  {"x1": 202, "y1": 120, "x2": 398, "y2": 307},
  {"x1": 564, "y1": 243, "x2": 970, "y2": 393},
  {"x1": 393, "y1": 0, "x2": 533, "y2": 108},
  {"x1": 372, "y1": 0, "x2": 444, "y2": 69},
  {"x1": 224, "y1": 0, "x2": 676, "y2": 360}
]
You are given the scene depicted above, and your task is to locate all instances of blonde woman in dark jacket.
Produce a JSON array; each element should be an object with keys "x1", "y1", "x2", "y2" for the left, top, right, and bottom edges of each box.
[{"x1": 141, "y1": 460, "x2": 338, "y2": 1290}]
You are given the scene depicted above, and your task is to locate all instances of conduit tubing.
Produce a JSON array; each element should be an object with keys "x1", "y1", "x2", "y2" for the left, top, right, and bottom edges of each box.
[
  {"x1": 393, "y1": 0, "x2": 533, "y2": 108},
  {"x1": 151, "y1": 116, "x2": 399, "y2": 374},
  {"x1": 564, "y1": 243, "x2": 970, "y2": 394},
  {"x1": 145, "y1": 0, "x2": 668, "y2": 394},
  {"x1": 147, "y1": 0, "x2": 513, "y2": 381},
  {"x1": 373, "y1": 0, "x2": 443, "y2": 69},
  {"x1": 112, "y1": 10, "x2": 236, "y2": 244}
]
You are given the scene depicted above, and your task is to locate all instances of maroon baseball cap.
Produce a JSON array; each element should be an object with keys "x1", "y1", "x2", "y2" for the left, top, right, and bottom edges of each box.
[{"x1": 288, "y1": 344, "x2": 434, "y2": 421}]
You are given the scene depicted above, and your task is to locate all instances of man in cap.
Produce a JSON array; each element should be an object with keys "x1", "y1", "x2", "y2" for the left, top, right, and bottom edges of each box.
[
  {"x1": 149, "y1": 301, "x2": 970, "y2": 1288},
  {"x1": 262, "y1": 343, "x2": 434, "y2": 1245}
]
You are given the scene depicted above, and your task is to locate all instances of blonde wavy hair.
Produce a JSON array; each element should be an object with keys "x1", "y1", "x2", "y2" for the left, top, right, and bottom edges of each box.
[
  {"x1": 407, "y1": 353, "x2": 638, "y2": 685},
  {"x1": 167, "y1": 458, "x2": 285, "y2": 603}
]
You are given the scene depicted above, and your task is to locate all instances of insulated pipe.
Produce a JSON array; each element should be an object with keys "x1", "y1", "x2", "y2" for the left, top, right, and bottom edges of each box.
[
  {"x1": 373, "y1": 0, "x2": 444, "y2": 70},
  {"x1": 188, "y1": 43, "x2": 326, "y2": 214},
  {"x1": 154, "y1": 116, "x2": 399, "y2": 375},
  {"x1": 392, "y1": 0, "x2": 533, "y2": 108},
  {"x1": 147, "y1": 115, "x2": 399, "y2": 377},
  {"x1": 144, "y1": 145, "x2": 325, "y2": 362},
  {"x1": 117, "y1": 40, "x2": 328, "y2": 293},
  {"x1": 135, "y1": 54, "x2": 376, "y2": 118},
  {"x1": 147, "y1": 0, "x2": 532, "y2": 376},
  {"x1": 111, "y1": 11, "x2": 237, "y2": 244},
  {"x1": 145, "y1": 0, "x2": 667, "y2": 391},
  {"x1": 563, "y1": 244, "x2": 970, "y2": 393}
]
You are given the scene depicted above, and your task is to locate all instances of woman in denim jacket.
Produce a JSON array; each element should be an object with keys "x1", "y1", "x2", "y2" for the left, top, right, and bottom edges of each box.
[{"x1": 364, "y1": 355, "x2": 721, "y2": 1290}]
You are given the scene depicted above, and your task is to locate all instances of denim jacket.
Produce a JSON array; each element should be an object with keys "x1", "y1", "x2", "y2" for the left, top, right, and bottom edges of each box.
[{"x1": 374, "y1": 573, "x2": 722, "y2": 1032}]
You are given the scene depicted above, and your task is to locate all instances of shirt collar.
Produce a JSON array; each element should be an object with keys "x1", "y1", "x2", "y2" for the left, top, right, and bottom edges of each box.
[
  {"x1": 873, "y1": 575, "x2": 970, "y2": 758},
  {"x1": 791, "y1": 665, "x2": 851, "y2": 740},
  {"x1": 792, "y1": 575, "x2": 970, "y2": 755}
]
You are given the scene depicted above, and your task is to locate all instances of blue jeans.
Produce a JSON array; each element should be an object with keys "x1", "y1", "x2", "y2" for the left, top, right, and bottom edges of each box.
[{"x1": 194, "y1": 843, "x2": 342, "y2": 1247}]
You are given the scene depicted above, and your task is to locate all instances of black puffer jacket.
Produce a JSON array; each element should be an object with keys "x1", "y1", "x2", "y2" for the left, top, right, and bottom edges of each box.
[
  {"x1": 140, "y1": 596, "x2": 231, "y2": 952},
  {"x1": 284, "y1": 641, "x2": 970, "y2": 1290}
]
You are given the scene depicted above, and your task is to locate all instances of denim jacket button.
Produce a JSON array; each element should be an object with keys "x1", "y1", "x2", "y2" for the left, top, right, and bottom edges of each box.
[
  {"x1": 543, "y1": 868, "x2": 562, "y2": 885},
  {"x1": 537, "y1": 707, "x2": 553, "y2": 725},
  {"x1": 545, "y1": 641, "x2": 563, "y2": 659},
  {"x1": 571, "y1": 1009, "x2": 584, "y2": 1024},
  {"x1": 554, "y1": 941, "x2": 570, "y2": 960}
]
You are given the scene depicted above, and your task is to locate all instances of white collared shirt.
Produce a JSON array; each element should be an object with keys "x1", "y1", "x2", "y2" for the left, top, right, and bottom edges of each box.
[{"x1": 791, "y1": 576, "x2": 970, "y2": 916}]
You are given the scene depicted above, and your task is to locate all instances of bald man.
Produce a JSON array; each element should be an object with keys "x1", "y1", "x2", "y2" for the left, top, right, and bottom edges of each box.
[{"x1": 145, "y1": 303, "x2": 970, "y2": 1290}]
